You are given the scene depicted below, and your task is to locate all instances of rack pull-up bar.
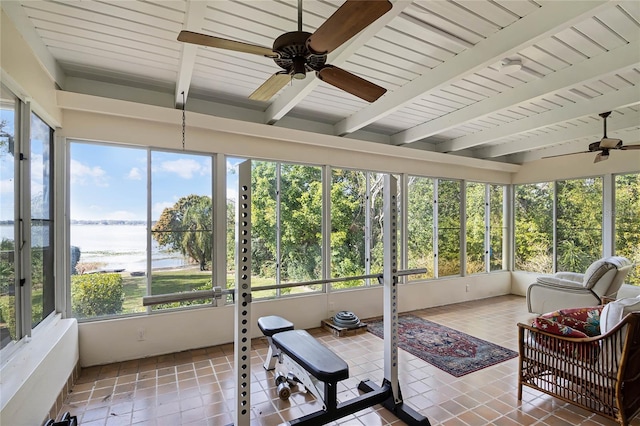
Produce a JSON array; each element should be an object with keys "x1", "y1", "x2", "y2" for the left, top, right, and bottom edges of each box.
[{"x1": 141, "y1": 268, "x2": 427, "y2": 307}]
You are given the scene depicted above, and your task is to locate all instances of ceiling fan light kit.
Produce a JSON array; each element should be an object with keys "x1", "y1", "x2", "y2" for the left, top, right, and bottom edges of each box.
[
  {"x1": 178, "y1": 0, "x2": 392, "y2": 103},
  {"x1": 499, "y1": 58, "x2": 523, "y2": 74}
]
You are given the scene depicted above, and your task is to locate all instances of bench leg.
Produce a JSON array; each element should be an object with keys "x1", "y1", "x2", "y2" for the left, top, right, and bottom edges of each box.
[
  {"x1": 288, "y1": 381, "x2": 389, "y2": 426},
  {"x1": 358, "y1": 379, "x2": 431, "y2": 425},
  {"x1": 263, "y1": 337, "x2": 279, "y2": 371}
]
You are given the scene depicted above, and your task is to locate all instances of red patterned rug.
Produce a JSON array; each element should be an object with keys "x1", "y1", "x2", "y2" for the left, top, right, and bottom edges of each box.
[{"x1": 366, "y1": 314, "x2": 518, "y2": 377}]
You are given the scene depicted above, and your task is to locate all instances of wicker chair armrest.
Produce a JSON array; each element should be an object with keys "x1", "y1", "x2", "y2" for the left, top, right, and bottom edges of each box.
[{"x1": 517, "y1": 322, "x2": 602, "y2": 344}]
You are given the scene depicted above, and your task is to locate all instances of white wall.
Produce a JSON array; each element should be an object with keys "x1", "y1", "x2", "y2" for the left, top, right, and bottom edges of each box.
[
  {"x1": 0, "y1": 11, "x2": 76, "y2": 425},
  {"x1": 511, "y1": 271, "x2": 541, "y2": 296},
  {"x1": 0, "y1": 317, "x2": 78, "y2": 426},
  {"x1": 0, "y1": 9, "x2": 62, "y2": 127},
  {"x1": 57, "y1": 93, "x2": 518, "y2": 183},
  {"x1": 618, "y1": 283, "x2": 640, "y2": 299},
  {"x1": 79, "y1": 273, "x2": 511, "y2": 366}
]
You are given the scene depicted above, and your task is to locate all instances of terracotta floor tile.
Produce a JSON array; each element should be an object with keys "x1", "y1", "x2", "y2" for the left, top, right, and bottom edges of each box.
[{"x1": 59, "y1": 295, "x2": 640, "y2": 426}]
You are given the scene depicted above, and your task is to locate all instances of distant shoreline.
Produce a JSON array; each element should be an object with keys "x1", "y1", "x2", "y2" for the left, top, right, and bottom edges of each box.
[{"x1": 0, "y1": 220, "x2": 152, "y2": 226}]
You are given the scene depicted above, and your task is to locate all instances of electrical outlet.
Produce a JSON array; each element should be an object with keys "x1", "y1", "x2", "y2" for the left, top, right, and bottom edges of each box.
[
  {"x1": 137, "y1": 328, "x2": 145, "y2": 341},
  {"x1": 465, "y1": 284, "x2": 470, "y2": 293}
]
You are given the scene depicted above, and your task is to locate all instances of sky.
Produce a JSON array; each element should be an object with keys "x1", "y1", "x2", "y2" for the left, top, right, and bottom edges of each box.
[
  {"x1": 70, "y1": 143, "x2": 243, "y2": 221},
  {"x1": 1, "y1": 101, "x2": 245, "y2": 222}
]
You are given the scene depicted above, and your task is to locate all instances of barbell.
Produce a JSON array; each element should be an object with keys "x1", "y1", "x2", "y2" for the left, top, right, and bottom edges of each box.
[{"x1": 141, "y1": 268, "x2": 427, "y2": 307}]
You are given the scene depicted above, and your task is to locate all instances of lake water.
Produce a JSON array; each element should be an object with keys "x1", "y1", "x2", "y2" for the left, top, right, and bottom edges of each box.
[{"x1": 1, "y1": 224, "x2": 187, "y2": 273}]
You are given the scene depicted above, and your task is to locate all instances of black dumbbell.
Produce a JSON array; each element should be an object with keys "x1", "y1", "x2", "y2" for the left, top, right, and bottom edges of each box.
[{"x1": 286, "y1": 372, "x2": 301, "y2": 387}]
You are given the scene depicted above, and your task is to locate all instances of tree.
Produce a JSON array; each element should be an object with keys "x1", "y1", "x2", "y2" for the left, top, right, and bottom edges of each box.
[
  {"x1": 556, "y1": 178, "x2": 602, "y2": 271},
  {"x1": 250, "y1": 161, "x2": 323, "y2": 282},
  {"x1": 152, "y1": 194, "x2": 212, "y2": 270},
  {"x1": 407, "y1": 176, "x2": 434, "y2": 278},
  {"x1": 330, "y1": 169, "x2": 367, "y2": 281},
  {"x1": 615, "y1": 174, "x2": 640, "y2": 285},
  {"x1": 515, "y1": 182, "x2": 553, "y2": 272},
  {"x1": 466, "y1": 182, "x2": 485, "y2": 274},
  {"x1": 438, "y1": 179, "x2": 461, "y2": 276}
]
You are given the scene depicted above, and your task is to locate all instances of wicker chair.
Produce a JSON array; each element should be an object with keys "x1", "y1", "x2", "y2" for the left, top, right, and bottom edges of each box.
[{"x1": 518, "y1": 312, "x2": 640, "y2": 425}]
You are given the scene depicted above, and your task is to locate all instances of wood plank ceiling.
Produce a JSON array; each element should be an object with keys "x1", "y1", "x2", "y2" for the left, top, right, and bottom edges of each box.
[{"x1": 3, "y1": 0, "x2": 640, "y2": 164}]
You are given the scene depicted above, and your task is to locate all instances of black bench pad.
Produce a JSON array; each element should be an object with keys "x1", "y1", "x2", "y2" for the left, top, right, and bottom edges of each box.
[
  {"x1": 258, "y1": 315, "x2": 294, "y2": 337},
  {"x1": 272, "y1": 329, "x2": 349, "y2": 383}
]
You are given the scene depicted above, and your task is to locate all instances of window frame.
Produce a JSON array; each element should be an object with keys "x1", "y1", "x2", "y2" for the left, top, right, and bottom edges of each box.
[{"x1": 1, "y1": 84, "x2": 56, "y2": 355}]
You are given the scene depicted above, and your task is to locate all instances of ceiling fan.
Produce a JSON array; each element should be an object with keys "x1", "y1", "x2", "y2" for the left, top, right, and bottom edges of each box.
[
  {"x1": 545, "y1": 112, "x2": 640, "y2": 163},
  {"x1": 178, "y1": 0, "x2": 392, "y2": 103}
]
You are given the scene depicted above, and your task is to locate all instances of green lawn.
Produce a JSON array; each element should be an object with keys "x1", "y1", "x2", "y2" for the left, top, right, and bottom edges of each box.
[{"x1": 119, "y1": 268, "x2": 315, "y2": 313}]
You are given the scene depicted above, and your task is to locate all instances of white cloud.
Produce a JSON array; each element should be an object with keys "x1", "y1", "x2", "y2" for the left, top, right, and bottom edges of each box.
[
  {"x1": 0, "y1": 178, "x2": 13, "y2": 194},
  {"x1": 158, "y1": 159, "x2": 203, "y2": 179},
  {"x1": 227, "y1": 188, "x2": 238, "y2": 203},
  {"x1": 127, "y1": 167, "x2": 143, "y2": 180},
  {"x1": 226, "y1": 158, "x2": 243, "y2": 174},
  {"x1": 152, "y1": 201, "x2": 174, "y2": 218},
  {"x1": 70, "y1": 159, "x2": 108, "y2": 186}
]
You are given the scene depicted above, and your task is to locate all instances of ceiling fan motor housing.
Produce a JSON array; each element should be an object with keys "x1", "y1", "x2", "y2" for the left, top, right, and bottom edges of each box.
[{"x1": 272, "y1": 31, "x2": 327, "y2": 75}]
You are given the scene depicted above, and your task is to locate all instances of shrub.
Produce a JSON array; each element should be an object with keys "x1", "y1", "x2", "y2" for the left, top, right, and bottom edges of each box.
[
  {"x1": 0, "y1": 295, "x2": 16, "y2": 340},
  {"x1": 71, "y1": 273, "x2": 124, "y2": 318}
]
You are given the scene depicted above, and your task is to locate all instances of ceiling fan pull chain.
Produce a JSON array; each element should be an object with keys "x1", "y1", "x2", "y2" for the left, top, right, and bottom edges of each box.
[{"x1": 182, "y1": 91, "x2": 186, "y2": 151}]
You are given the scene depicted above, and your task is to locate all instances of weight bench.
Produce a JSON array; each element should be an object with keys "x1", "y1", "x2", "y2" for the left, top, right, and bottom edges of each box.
[
  {"x1": 258, "y1": 315, "x2": 294, "y2": 370},
  {"x1": 259, "y1": 316, "x2": 430, "y2": 426}
]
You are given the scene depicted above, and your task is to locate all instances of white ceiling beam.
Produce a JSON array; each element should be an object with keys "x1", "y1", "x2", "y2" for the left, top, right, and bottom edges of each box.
[
  {"x1": 395, "y1": 41, "x2": 639, "y2": 148},
  {"x1": 1, "y1": 1, "x2": 66, "y2": 88},
  {"x1": 264, "y1": 0, "x2": 412, "y2": 124},
  {"x1": 175, "y1": 0, "x2": 207, "y2": 108},
  {"x1": 334, "y1": 1, "x2": 614, "y2": 136},
  {"x1": 451, "y1": 89, "x2": 640, "y2": 154},
  {"x1": 475, "y1": 109, "x2": 640, "y2": 158},
  {"x1": 399, "y1": 13, "x2": 474, "y2": 50},
  {"x1": 57, "y1": 90, "x2": 521, "y2": 172}
]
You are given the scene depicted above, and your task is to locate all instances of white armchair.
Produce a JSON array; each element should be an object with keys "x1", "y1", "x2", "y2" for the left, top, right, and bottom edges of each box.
[{"x1": 527, "y1": 256, "x2": 634, "y2": 314}]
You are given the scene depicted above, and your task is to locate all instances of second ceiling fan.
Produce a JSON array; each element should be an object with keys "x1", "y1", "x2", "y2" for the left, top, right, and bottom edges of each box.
[
  {"x1": 178, "y1": 0, "x2": 392, "y2": 102},
  {"x1": 545, "y1": 112, "x2": 640, "y2": 163}
]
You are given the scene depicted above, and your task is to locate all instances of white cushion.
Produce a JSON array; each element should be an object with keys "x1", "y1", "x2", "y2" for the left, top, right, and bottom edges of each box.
[
  {"x1": 600, "y1": 296, "x2": 640, "y2": 334},
  {"x1": 582, "y1": 259, "x2": 616, "y2": 289},
  {"x1": 599, "y1": 296, "x2": 640, "y2": 373}
]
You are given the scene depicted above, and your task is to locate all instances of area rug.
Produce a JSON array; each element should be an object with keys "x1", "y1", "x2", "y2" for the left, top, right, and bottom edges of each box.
[{"x1": 366, "y1": 315, "x2": 518, "y2": 377}]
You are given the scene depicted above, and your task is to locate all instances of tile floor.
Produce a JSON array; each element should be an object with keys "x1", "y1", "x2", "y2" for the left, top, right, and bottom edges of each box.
[{"x1": 57, "y1": 295, "x2": 640, "y2": 425}]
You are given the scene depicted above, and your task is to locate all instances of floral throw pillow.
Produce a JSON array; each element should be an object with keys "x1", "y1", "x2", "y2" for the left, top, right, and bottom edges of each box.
[
  {"x1": 532, "y1": 317, "x2": 588, "y2": 338},
  {"x1": 531, "y1": 306, "x2": 603, "y2": 361},
  {"x1": 538, "y1": 306, "x2": 602, "y2": 337}
]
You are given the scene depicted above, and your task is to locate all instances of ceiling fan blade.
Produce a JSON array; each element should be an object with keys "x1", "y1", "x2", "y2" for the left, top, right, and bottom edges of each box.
[
  {"x1": 317, "y1": 66, "x2": 386, "y2": 102},
  {"x1": 621, "y1": 145, "x2": 640, "y2": 150},
  {"x1": 178, "y1": 30, "x2": 275, "y2": 57},
  {"x1": 307, "y1": 0, "x2": 392, "y2": 55},
  {"x1": 249, "y1": 73, "x2": 291, "y2": 102},
  {"x1": 594, "y1": 152, "x2": 609, "y2": 163},
  {"x1": 600, "y1": 137, "x2": 622, "y2": 149}
]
